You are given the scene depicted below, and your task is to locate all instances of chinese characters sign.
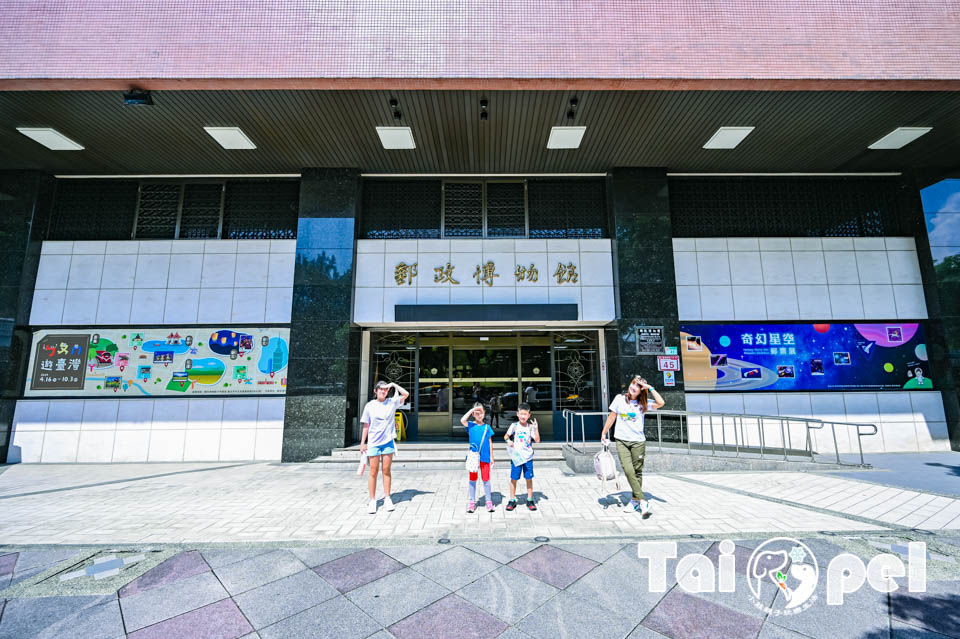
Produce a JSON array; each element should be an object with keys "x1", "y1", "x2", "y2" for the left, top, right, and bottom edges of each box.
[
  {"x1": 26, "y1": 328, "x2": 290, "y2": 397},
  {"x1": 680, "y1": 323, "x2": 931, "y2": 392},
  {"x1": 31, "y1": 334, "x2": 90, "y2": 390},
  {"x1": 636, "y1": 327, "x2": 665, "y2": 354},
  {"x1": 394, "y1": 260, "x2": 579, "y2": 286}
]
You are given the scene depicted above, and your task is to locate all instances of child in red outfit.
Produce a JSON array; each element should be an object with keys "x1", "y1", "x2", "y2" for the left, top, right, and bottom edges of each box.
[{"x1": 461, "y1": 402, "x2": 495, "y2": 512}]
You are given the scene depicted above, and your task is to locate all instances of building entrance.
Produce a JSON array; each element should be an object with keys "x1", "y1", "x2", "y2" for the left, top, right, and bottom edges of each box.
[{"x1": 365, "y1": 330, "x2": 603, "y2": 441}]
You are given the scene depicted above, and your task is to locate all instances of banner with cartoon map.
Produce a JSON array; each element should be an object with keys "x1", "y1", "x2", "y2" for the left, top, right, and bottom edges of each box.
[
  {"x1": 26, "y1": 328, "x2": 289, "y2": 397},
  {"x1": 680, "y1": 323, "x2": 931, "y2": 392}
]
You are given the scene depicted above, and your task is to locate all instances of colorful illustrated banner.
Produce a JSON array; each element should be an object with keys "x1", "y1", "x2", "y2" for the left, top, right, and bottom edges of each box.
[
  {"x1": 680, "y1": 323, "x2": 931, "y2": 392},
  {"x1": 26, "y1": 327, "x2": 290, "y2": 397}
]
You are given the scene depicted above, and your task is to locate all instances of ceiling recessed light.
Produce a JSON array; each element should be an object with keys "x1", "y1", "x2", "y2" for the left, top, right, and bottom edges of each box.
[
  {"x1": 376, "y1": 126, "x2": 416, "y2": 150},
  {"x1": 703, "y1": 126, "x2": 755, "y2": 149},
  {"x1": 547, "y1": 126, "x2": 586, "y2": 149},
  {"x1": 203, "y1": 126, "x2": 257, "y2": 150},
  {"x1": 868, "y1": 127, "x2": 933, "y2": 150},
  {"x1": 16, "y1": 127, "x2": 84, "y2": 151}
]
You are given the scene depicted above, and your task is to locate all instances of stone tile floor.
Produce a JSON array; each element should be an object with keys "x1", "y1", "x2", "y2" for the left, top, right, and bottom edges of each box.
[
  {"x1": 0, "y1": 535, "x2": 958, "y2": 638},
  {"x1": 1, "y1": 462, "x2": 960, "y2": 637}
]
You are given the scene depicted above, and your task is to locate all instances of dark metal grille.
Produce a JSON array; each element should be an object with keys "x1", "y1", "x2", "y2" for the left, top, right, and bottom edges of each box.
[
  {"x1": 48, "y1": 180, "x2": 139, "y2": 241},
  {"x1": 554, "y1": 331, "x2": 600, "y2": 411},
  {"x1": 221, "y1": 180, "x2": 299, "y2": 240},
  {"x1": 669, "y1": 177, "x2": 914, "y2": 237},
  {"x1": 360, "y1": 180, "x2": 441, "y2": 239},
  {"x1": 179, "y1": 183, "x2": 223, "y2": 239},
  {"x1": 485, "y1": 182, "x2": 526, "y2": 237},
  {"x1": 134, "y1": 183, "x2": 180, "y2": 239},
  {"x1": 443, "y1": 182, "x2": 483, "y2": 237},
  {"x1": 528, "y1": 179, "x2": 607, "y2": 238}
]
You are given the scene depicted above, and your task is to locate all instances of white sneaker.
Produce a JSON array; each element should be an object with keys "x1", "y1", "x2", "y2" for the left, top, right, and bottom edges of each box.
[
  {"x1": 384, "y1": 496, "x2": 395, "y2": 511},
  {"x1": 639, "y1": 500, "x2": 652, "y2": 517},
  {"x1": 368, "y1": 499, "x2": 377, "y2": 514}
]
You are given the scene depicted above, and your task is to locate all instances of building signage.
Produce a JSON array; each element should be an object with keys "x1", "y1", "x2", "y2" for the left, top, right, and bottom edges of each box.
[
  {"x1": 636, "y1": 327, "x2": 665, "y2": 354},
  {"x1": 657, "y1": 355, "x2": 680, "y2": 372},
  {"x1": 26, "y1": 327, "x2": 290, "y2": 397},
  {"x1": 394, "y1": 260, "x2": 580, "y2": 287},
  {"x1": 680, "y1": 322, "x2": 931, "y2": 392},
  {"x1": 30, "y1": 333, "x2": 90, "y2": 391}
]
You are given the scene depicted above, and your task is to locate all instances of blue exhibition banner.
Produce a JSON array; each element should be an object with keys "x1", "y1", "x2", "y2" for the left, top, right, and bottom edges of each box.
[{"x1": 679, "y1": 323, "x2": 931, "y2": 392}]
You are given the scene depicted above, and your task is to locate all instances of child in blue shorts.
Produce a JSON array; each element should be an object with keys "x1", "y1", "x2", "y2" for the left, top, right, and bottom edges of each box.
[{"x1": 505, "y1": 402, "x2": 540, "y2": 510}]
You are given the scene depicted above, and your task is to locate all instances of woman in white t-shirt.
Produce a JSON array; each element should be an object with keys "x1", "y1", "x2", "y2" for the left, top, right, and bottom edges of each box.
[
  {"x1": 360, "y1": 380, "x2": 409, "y2": 514},
  {"x1": 600, "y1": 375, "x2": 664, "y2": 516}
]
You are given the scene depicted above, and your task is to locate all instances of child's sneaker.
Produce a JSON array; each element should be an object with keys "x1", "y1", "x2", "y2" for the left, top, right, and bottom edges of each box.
[
  {"x1": 638, "y1": 500, "x2": 652, "y2": 518},
  {"x1": 526, "y1": 500, "x2": 537, "y2": 511},
  {"x1": 467, "y1": 501, "x2": 476, "y2": 513},
  {"x1": 384, "y1": 496, "x2": 395, "y2": 511},
  {"x1": 368, "y1": 499, "x2": 377, "y2": 514},
  {"x1": 506, "y1": 499, "x2": 518, "y2": 511},
  {"x1": 486, "y1": 502, "x2": 495, "y2": 512},
  {"x1": 626, "y1": 499, "x2": 639, "y2": 511}
]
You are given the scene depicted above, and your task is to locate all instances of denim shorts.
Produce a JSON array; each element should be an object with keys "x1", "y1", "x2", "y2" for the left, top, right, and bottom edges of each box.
[
  {"x1": 510, "y1": 459, "x2": 534, "y2": 480},
  {"x1": 367, "y1": 442, "x2": 396, "y2": 457}
]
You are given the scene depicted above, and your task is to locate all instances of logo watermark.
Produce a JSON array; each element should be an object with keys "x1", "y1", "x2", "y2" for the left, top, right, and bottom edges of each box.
[{"x1": 638, "y1": 537, "x2": 927, "y2": 615}]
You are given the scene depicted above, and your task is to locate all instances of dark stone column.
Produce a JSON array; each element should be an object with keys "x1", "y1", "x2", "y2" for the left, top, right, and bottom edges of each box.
[
  {"x1": 606, "y1": 168, "x2": 685, "y2": 439},
  {"x1": 282, "y1": 168, "x2": 360, "y2": 461},
  {"x1": 0, "y1": 171, "x2": 54, "y2": 463},
  {"x1": 903, "y1": 173, "x2": 960, "y2": 450}
]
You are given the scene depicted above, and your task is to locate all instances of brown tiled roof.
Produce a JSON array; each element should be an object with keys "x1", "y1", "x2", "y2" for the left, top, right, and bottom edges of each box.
[{"x1": 1, "y1": 1, "x2": 959, "y2": 88}]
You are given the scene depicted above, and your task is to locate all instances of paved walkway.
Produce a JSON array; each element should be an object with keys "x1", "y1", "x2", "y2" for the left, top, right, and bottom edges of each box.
[{"x1": 1, "y1": 463, "x2": 960, "y2": 638}]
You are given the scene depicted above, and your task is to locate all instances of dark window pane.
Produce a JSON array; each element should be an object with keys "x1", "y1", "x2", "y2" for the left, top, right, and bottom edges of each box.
[
  {"x1": 669, "y1": 177, "x2": 914, "y2": 237},
  {"x1": 49, "y1": 180, "x2": 138, "y2": 241},
  {"x1": 361, "y1": 180, "x2": 441, "y2": 239},
  {"x1": 134, "y1": 183, "x2": 180, "y2": 239},
  {"x1": 528, "y1": 179, "x2": 607, "y2": 239},
  {"x1": 486, "y1": 182, "x2": 525, "y2": 237},
  {"x1": 179, "y1": 183, "x2": 223, "y2": 239},
  {"x1": 443, "y1": 182, "x2": 483, "y2": 237},
  {"x1": 222, "y1": 180, "x2": 298, "y2": 240}
]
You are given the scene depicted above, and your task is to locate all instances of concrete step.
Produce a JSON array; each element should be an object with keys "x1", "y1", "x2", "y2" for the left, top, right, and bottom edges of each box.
[{"x1": 313, "y1": 442, "x2": 566, "y2": 467}]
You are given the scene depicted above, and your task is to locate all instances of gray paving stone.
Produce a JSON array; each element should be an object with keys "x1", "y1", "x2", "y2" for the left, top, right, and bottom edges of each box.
[
  {"x1": 214, "y1": 549, "x2": 307, "y2": 595},
  {"x1": 457, "y1": 565, "x2": 559, "y2": 625},
  {"x1": 0, "y1": 595, "x2": 123, "y2": 639},
  {"x1": 891, "y1": 619, "x2": 956, "y2": 638},
  {"x1": 314, "y1": 549, "x2": 404, "y2": 594},
  {"x1": 345, "y1": 567, "x2": 450, "y2": 626},
  {"x1": 508, "y1": 545, "x2": 598, "y2": 589},
  {"x1": 515, "y1": 591, "x2": 634, "y2": 639},
  {"x1": 757, "y1": 622, "x2": 814, "y2": 638},
  {"x1": 126, "y1": 598, "x2": 252, "y2": 639},
  {"x1": 409, "y1": 546, "x2": 501, "y2": 591},
  {"x1": 496, "y1": 628, "x2": 534, "y2": 639},
  {"x1": 0, "y1": 575, "x2": 10, "y2": 591},
  {"x1": 768, "y1": 572, "x2": 890, "y2": 639},
  {"x1": 11, "y1": 550, "x2": 84, "y2": 574},
  {"x1": 0, "y1": 554, "x2": 16, "y2": 577},
  {"x1": 120, "y1": 571, "x2": 228, "y2": 632},
  {"x1": 365, "y1": 632, "x2": 395, "y2": 639},
  {"x1": 641, "y1": 588, "x2": 764, "y2": 639},
  {"x1": 119, "y1": 550, "x2": 210, "y2": 598},
  {"x1": 201, "y1": 548, "x2": 273, "y2": 570},
  {"x1": 234, "y1": 569, "x2": 340, "y2": 629},
  {"x1": 238, "y1": 634, "x2": 262, "y2": 639},
  {"x1": 550, "y1": 542, "x2": 626, "y2": 564},
  {"x1": 286, "y1": 547, "x2": 357, "y2": 569},
  {"x1": 462, "y1": 542, "x2": 540, "y2": 565},
  {"x1": 626, "y1": 625, "x2": 670, "y2": 639},
  {"x1": 564, "y1": 544, "x2": 701, "y2": 625},
  {"x1": 890, "y1": 579, "x2": 960, "y2": 638},
  {"x1": 380, "y1": 544, "x2": 451, "y2": 566},
  {"x1": 258, "y1": 595, "x2": 381, "y2": 639},
  {"x1": 388, "y1": 593, "x2": 507, "y2": 639}
]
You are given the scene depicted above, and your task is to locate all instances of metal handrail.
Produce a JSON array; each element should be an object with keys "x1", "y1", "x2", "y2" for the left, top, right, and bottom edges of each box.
[{"x1": 562, "y1": 408, "x2": 877, "y2": 467}]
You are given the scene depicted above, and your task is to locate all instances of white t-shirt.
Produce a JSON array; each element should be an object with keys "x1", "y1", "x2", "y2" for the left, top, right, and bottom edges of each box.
[
  {"x1": 506, "y1": 421, "x2": 537, "y2": 465},
  {"x1": 608, "y1": 394, "x2": 656, "y2": 443},
  {"x1": 361, "y1": 395, "x2": 405, "y2": 446}
]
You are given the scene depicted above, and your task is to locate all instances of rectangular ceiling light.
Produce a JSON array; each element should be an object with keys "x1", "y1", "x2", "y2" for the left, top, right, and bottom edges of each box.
[
  {"x1": 547, "y1": 126, "x2": 586, "y2": 149},
  {"x1": 868, "y1": 127, "x2": 933, "y2": 150},
  {"x1": 702, "y1": 126, "x2": 755, "y2": 149},
  {"x1": 16, "y1": 127, "x2": 84, "y2": 151},
  {"x1": 376, "y1": 126, "x2": 416, "y2": 149},
  {"x1": 203, "y1": 126, "x2": 257, "y2": 149}
]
